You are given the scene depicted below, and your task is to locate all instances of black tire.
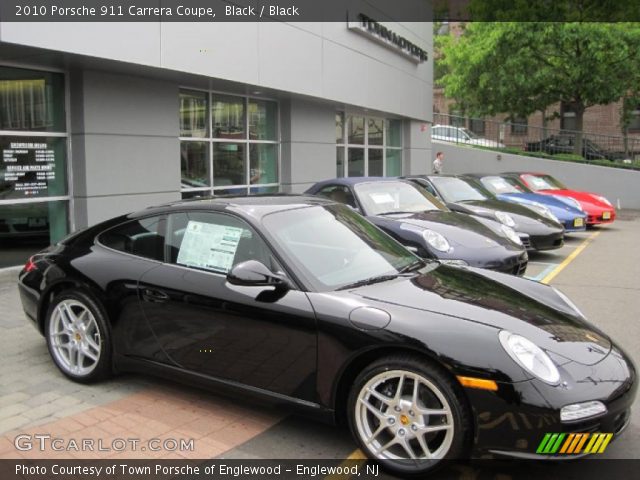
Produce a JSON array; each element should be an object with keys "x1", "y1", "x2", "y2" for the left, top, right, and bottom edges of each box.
[
  {"x1": 44, "y1": 290, "x2": 113, "y2": 383},
  {"x1": 347, "y1": 354, "x2": 471, "y2": 476}
]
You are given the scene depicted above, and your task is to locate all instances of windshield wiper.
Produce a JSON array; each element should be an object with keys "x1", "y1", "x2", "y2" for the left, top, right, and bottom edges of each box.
[
  {"x1": 337, "y1": 266, "x2": 421, "y2": 290},
  {"x1": 377, "y1": 210, "x2": 417, "y2": 216},
  {"x1": 398, "y1": 259, "x2": 427, "y2": 274},
  {"x1": 338, "y1": 274, "x2": 404, "y2": 290}
]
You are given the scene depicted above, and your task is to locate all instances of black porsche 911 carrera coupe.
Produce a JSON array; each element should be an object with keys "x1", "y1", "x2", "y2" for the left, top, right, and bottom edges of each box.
[
  {"x1": 403, "y1": 175, "x2": 566, "y2": 251},
  {"x1": 306, "y1": 178, "x2": 528, "y2": 276},
  {"x1": 18, "y1": 196, "x2": 635, "y2": 476}
]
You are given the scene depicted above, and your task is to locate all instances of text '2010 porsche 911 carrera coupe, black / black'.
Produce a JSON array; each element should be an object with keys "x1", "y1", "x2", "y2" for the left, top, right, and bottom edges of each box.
[{"x1": 18, "y1": 195, "x2": 636, "y2": 476}]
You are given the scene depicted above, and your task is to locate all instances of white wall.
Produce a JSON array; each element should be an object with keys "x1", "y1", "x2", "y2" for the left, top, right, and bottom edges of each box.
[{"x1": 434, "y1": 142, "x2": 640, "y2": 209}]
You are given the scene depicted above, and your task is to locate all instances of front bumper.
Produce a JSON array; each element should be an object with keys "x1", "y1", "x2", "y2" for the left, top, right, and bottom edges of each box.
[
  {"x1": 587, "y1": 210, "x2": 616, "y2": 225},
  {"x1": 476, "y1": 251, "x2": 529, "y2": 277},
  {"x1": 465, "y1": 345, "x2": 636, "y2": 459}
]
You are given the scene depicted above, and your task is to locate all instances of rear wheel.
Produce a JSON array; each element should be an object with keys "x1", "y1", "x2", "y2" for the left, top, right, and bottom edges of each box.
[
  {"x1": 347, "y1": 355, "x2": 470, "y2": 476},
  {"x1": 45, "y1": 291, "x2": 112, "y2": 383}
]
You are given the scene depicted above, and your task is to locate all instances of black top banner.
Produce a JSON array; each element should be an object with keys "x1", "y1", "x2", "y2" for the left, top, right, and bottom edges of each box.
[{"x1": 0, "y1": 0, "x2": 639, "y2": 22}]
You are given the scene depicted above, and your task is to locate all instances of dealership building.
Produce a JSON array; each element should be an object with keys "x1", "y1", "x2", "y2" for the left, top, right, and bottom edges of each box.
[{"x1": 0, "y1": 19, "x2": 432, "y2": 267}]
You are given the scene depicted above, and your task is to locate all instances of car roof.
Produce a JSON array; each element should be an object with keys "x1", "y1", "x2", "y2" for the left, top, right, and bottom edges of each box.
[
  {"x1": 131, "y1": 194, "x2": 333, "y2": 220},
  {"x1": 309, "y1": 177, "x2": 410, "y2": 189},
  {"x1": 502, "y1": 172, "x2": 548, "y2": 176}
]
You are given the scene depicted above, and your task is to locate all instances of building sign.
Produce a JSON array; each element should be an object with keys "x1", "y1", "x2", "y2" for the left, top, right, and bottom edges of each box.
[
  {"x1": 1, "y1": 140, "x2": 60, "y2": 199},
  {"x1": 348, "y1": 13, "x2": 429, "y2": 63}
]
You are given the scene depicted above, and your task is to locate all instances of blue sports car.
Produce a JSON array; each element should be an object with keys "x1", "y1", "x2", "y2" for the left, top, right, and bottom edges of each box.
[{"x1": 467, "y1": 174, "x2": 587, "y2": 232}]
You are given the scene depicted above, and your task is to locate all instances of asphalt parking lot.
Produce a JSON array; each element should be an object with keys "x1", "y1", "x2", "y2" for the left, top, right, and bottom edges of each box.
[{"x1": 1, "y1": 212, "x2": 638, "y2": 474}]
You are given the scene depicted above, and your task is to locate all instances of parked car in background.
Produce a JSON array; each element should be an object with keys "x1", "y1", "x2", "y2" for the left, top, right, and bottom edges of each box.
[
  {"x1": 403, "y1": 175, "x2": 565, "y2": 251},
  {"x1": 502, "y1": 172, "x2": 616, "y2": 226},
  {"x1": 18, "y1": 195, "x2": 637, "y2": 476},
  {"x1": 524, "y1": 135, "x2": 613, "y2": 160},
  {"x1": 465, "y1": 174, "x2": 587, "y2": 233},
  {"x1": 431, "y1": 125, "x2": 505, "y2": 148},
  {"x1": 307, "y1": 178, "x2": 528, "y2": 275}
]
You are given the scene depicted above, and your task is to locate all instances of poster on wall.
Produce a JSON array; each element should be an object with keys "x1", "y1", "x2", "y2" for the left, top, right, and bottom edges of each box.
[{"x1": 0, "y1": 138, "x2": 65, "y2": 200}]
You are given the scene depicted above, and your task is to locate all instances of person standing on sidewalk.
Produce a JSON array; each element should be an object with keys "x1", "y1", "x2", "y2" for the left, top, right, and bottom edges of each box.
[{"x1": 433, "y1": 151, "x2": 444, "y2": 174}]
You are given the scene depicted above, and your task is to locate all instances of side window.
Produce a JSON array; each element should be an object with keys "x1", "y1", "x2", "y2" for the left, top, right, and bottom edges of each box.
[
  {"x1": 432, "y1": 126, "x2": 444, "y2": 136},
  {"x1": 166, "y1": 211, "x2": 280, "y2": 274},
  {"x1": 316, "y1": 185, "x2": 357, "y2": 209},
  {"x1": 99, "y1": 216, "x2": 165, "y2": 261}
]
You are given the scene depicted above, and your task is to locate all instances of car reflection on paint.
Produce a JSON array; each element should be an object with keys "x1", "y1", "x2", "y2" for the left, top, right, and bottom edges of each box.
[
  {"x1": 403, "y1": 175, "x2": 566, "y2": 251},
  {"x1": 18, "y1": 195, "x2": 636, "y2": 476},
  {"x1": 306, "y1": 177, "x2": 528, "y2": 275}
]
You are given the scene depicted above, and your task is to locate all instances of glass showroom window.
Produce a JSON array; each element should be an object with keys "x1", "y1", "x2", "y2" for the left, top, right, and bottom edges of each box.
[
  {"x1": 0, "y1": 66, "x2": 69, "y2": 268},
  {"x1": 336, "y1": 113, "x2": 402, "y2": 177},
  {"x1": 179, "y1": 90, "x2": 279, "y2": 198}
]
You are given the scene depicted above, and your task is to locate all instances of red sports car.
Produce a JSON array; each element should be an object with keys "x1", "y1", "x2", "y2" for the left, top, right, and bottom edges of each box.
[{"x1": 503, "y1": 172, "x2": 615, "y2": 225}]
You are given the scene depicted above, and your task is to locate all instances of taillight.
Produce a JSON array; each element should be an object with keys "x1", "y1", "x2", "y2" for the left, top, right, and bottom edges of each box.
[{"x1": 24, "y1": 256, "x2": 37, "y2": 273}]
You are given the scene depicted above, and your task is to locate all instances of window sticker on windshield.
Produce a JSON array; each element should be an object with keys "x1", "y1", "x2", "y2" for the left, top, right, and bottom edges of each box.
[
  {"x1": 176, "y1": 221, "x2": 243, "y2": 273},
  {"x1": 369, "y1": 192, "x2": 395, "y2": 204},
  {"x1": 489, "y1": 178, "x2": 512, "y2": 193}
]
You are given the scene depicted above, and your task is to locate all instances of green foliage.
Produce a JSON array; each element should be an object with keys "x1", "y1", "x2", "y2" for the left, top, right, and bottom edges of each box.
[{"x1": 438, "y1": 22, "x2": 640, "y2": 131}]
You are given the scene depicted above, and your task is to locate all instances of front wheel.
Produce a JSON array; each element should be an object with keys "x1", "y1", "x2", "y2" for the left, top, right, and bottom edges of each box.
[
  {"x1": 45, "y1": 291, "x2": 112, "y2": 383},
  {"x1": 347, "y1": 355, "x2": 471, "y2": 476}
]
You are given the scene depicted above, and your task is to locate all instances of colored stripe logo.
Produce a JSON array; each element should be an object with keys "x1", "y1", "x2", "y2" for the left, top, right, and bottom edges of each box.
[{"x1": 536, "y1": 433, "x2": 613, "y2": 454}]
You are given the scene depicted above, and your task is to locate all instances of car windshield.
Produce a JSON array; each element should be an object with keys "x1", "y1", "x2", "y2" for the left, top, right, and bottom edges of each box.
[
  {"x1": 459, "y1": 127, "x2": 479, "y2": 139},
  {"x1": 262, "y1": 204, "x2": 421, "y2": 291},
  {"x1": 480, "y1": 176, "x2": 523, "y2": 195},
  {"x1": 430, "y1": 177, "x2": 490, "y2": 202},
  {"x1": 354, "y1": 181, "x2": 446, "y2": 215},
  {"x1": 524, "y1": 174, "x2": 566, "y2": 191}
]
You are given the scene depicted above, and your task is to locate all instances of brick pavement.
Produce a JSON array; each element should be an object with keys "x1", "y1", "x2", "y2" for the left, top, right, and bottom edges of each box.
[{"x1": 0, "y1": 280, "x2": 281, "y2": 459}]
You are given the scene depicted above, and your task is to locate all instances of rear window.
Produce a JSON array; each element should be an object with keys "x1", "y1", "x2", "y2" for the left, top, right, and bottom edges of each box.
[{"x1": 99, "y1": 216, "x2": 165, "y2": 261}]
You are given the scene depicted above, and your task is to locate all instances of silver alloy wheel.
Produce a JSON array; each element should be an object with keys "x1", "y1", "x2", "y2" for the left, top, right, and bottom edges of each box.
[
  {"x1": 48, "y1": 299, "x2": 101, "y2": 376},
  {"x1": 355, "y1": 370, "x2": 454, "y2": 464}
]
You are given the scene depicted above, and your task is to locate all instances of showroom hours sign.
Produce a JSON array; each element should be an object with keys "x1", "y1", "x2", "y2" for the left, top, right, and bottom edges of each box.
[{"x1": 1, "y1": 141, "x2": 57, "y2": 198}]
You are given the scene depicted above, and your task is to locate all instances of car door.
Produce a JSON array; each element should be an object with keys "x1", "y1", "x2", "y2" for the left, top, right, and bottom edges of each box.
[{"x1": 137, "y1": 210, "x2": 318, "y2": 401}]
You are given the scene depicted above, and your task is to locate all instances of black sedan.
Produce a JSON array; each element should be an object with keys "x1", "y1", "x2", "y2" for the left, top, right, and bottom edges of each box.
[
  {"x1": 18, "y1": 196, "x2": 636, "y2": 476},
  {"x1": 306, "y1": 178, "x2": 528, "y2": 275},
  {"x1": 404, "y1": 175, "x2": 565, "y2": 251}
]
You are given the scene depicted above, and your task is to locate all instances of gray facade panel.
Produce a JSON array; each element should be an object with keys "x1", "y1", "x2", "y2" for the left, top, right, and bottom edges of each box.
[
  {"x1": 74, "y1": 192, "x2": 179, "y2": 227},
  {"x1": 78, "y1": 134, "x2": 180, "y2": 196},
  {"x1": 0, "y1": 22, "x2": 162, "y2": 67},
  {"x1": 79, "y1": 71, "x2": 178, "y2": 137},
  {"x1": 160, "y1": 23, "x2": 260, "y2": 84}
]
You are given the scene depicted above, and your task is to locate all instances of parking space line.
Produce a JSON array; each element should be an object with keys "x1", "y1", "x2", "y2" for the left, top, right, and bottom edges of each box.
[
  {"x1": 529, "y1": 264, "x2": 559, "y2": 282},
  {"x1": 540, "y1": 231, "x2": 601, "y2": 285}
]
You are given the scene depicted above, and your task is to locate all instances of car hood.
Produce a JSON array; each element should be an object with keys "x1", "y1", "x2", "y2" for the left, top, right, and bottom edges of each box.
[
  {"x1": 370, "y1": 211, "x2": 515, "y2": 249},
  {"x1": 538, "y1": 189, "x2": 612, "y2": 210},
  {"x1": 350, "y1": 265, "x2": 611, "y2": 366},
  {"x1": 497, "y1": 193, "x2": 585, "y2": 219},
  {"x1": 450, "y1": 199, "x2": 561, "y2": 229}
]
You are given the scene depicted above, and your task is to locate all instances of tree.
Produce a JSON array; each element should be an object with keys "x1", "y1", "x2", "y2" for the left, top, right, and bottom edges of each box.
[{"x1": 438, "y1": 22, "x2": 640, "y2": 155}]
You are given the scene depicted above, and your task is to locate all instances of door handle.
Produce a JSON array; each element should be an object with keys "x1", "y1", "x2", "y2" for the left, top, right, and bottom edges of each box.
[{"x1": 142, "y1": 288, "x2": 170, "y2": 303}]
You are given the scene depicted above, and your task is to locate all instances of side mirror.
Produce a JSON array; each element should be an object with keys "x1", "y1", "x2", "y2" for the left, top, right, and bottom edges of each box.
[{"x1": 227, "y1": 260, "x2": 291, "y2": 291}]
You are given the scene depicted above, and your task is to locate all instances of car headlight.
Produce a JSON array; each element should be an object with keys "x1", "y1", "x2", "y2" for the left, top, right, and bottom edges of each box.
[
  {"x1": 501, "y1": 225, "x2": 522, "y2": 246},
  {"x1": 528, "y1": 202, "x2": 560, "y2": 223},
  {"x1": 595, "y1": 195, "x2": 613, "y2": 207},
  {"x1": 553, "y1": 287, "x2": 586, "y2": 320},
  {"x1": 499, "y1": 331, "x2": 560, "y2": 384},
  {"x1": 495, "y1": 211, "x2": 516, "y2": 227},
  {"x1": 422, "y1": 229, "x2": 450, "y2": 253}
]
